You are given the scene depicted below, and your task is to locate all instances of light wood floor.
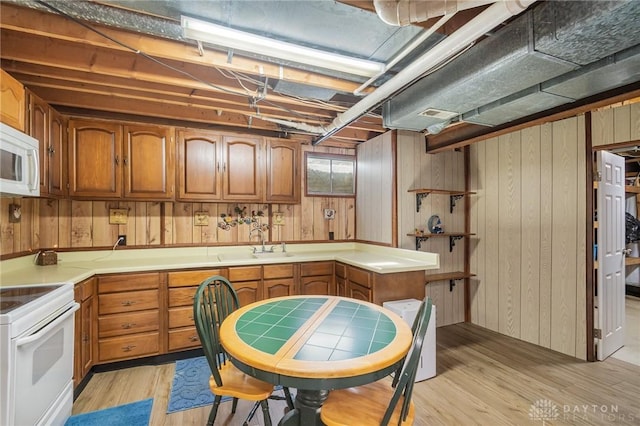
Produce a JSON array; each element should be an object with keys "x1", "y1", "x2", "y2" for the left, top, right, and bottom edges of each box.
[
  {"x1": 73, "y1": 323, "x2": 640, "y2": 425},
  {"x1": 610, "y1": 296, "x2": 640, "y2": 366}
]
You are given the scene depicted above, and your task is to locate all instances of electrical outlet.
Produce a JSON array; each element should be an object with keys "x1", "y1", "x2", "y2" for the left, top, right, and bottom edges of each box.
[{"x1": 118, "y1": 235, "x2": 127, "y2": 246}]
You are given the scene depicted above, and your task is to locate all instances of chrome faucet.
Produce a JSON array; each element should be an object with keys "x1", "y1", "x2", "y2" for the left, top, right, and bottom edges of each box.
[{"x1": 249, "y1": 228, "x2": 267, "y2": 253}]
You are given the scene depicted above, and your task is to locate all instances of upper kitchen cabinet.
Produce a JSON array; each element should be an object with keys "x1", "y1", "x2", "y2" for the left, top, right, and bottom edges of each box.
[
  {"x1": 265, "y1": 139, "x2": 300, "y2": 203},
  {"x1": 0, "y1": 69, "x2": 25, "y2": 132},
  {"x1": 27, "y1": 91, "x2": 67, "y2": 197},
  {"x1": 222, "y1": 135, "x2": 262, "y2": 201},
  {"x1": 177, "y1": 130, "x2": 261, "y2": 202},
  {"x1": 68, "y1": 119, "x2": 174, "y2": 200},
  {"x1": 176, "y1": 129, "x2": 222, "y2": 201},
  {"x1": 68, "y1": 119, "x2": 122, "y2": 198},
  {"x1": 123, "y1": 125, "x2": 174, "y2": 200}
]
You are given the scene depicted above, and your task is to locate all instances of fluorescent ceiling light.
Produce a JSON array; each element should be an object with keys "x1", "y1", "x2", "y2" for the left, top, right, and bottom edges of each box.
[{"x1": 181, "y1": 15, "x2": 385, "y2": 78}]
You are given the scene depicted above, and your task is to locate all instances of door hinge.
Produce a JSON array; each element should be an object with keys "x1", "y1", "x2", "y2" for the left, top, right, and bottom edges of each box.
[
  {"x1": 595, "y1": 171, "x2": 602, "y2": 182},
  {"x1": 594, "y1": 328, "x2": 602, "y2": 339}
]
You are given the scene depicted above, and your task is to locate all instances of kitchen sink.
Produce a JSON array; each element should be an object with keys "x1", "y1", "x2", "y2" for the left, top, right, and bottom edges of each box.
[{"x1": 251, "y1": 251, "x2": 293, "y2": 258}]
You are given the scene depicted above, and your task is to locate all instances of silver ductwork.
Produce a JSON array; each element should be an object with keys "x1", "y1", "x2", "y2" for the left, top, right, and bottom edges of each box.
[
  {"x1": 383, "y1": 0, "x2": 640, "y2": 132},
  {"x1": 374, "y1": 0, "x2": 496, "y2": 26}
]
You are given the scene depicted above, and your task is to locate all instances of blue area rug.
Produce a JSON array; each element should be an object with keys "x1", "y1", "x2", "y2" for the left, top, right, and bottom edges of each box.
[
  {"x1": 65, "y1": 398, "x2": 153, "y2": 426},
  {"x1": 167, "y1": 356, "x2": 220, "y2": 413}
]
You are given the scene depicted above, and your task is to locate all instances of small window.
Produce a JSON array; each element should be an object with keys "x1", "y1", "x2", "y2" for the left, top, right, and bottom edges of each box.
[{"x1": 305, "y1": 153, "x2": 355, "y2": 197}]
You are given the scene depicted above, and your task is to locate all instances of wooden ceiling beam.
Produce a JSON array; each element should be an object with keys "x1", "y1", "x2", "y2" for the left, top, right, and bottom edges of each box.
[{"x1": 0, "y1": 3, "x2": 372, "y2": 95}]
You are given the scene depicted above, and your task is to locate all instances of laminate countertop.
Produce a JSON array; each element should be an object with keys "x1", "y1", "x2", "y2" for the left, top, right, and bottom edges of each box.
[{"x1": 0, "y1": 242, "x2": 439, "y2": 287}]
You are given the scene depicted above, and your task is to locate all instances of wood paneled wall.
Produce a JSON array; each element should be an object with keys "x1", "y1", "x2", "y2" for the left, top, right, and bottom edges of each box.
[
  {"x1": 469, "y1": 115, "x2": 587, "y2": 360},
  {"x1": 0, "y1": 145, "x2": 354, "y2": 255},
  {"x1": 592, "y1": 102, "x2": 640, "y2": 146},
  {"x1": 396, "y1": 130, "x2": 466, "y2": 327},
  {"x1": 356, "y1": 131, "x2": 394, "y2": 245}
]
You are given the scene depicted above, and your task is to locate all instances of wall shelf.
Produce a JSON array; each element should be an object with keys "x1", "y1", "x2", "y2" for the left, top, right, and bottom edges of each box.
[
  {"x1": 407, "y1": 188, "x2": 476, "y2": 213},
  {"x1": 407, "y1": 232, "x2": 475, "y2": 251},
  {"x1": 425, "y1": 271, "x2": 476, "y2": 292}
]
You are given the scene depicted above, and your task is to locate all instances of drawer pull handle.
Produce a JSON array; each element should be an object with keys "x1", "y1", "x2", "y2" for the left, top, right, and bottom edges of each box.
[
  {"x1": 122, "y1": 345, "x2": 136, "y2": 352},
  {"x1": 190, "y1": 336, "x2": 199, "y2": 342},
  {"x1": 122, "y1": 300, "x2": 135, "y2": 306},
  {"x1": 122, "y1": 323, "x2": 136, "y2": 329}
]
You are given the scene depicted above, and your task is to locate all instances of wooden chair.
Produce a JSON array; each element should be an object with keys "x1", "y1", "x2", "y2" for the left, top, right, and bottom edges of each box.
[
  {"x1": 320, "y1": 297, "x2": 433, "y2": 426},
  {"x1": 193, "y1": 276, "x2": 292, "y2": 426}
]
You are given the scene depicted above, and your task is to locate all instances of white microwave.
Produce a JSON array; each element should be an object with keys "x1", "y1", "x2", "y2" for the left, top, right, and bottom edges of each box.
[{"x1": 0, "y1": 122, "x2": 40, "y2": 197}]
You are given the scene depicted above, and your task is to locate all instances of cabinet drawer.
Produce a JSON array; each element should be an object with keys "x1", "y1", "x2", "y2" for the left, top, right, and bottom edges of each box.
[
  {"x1": 168, "y1": 327, "x2": 201, "y2": 351},
  {"x1": 98, "y1": 332, "x2": 159, "y2": 362},
  {"x1": 98, "y1": 273, "x2": 159, "y2": 293},
  {"x1": 300, "y1": 262, "x2": 333, "y2": 277},
  {"x1": 98, "y1": 289, "x2": 159, "y2": 315},
  {"x1": 169, "y1": 306, "x2": 194, "y2": 329},
  {"x1": 228, "y1": 266, "x2": 261, "y2": 281},
  {"x1": 263, "y1": 264, "x2": 294, "y2": 279},
  {"x1": 76, "y1": 278, "x2": 95, "y2": 302},
  {"x1": 348, "y1": 266, "x2": 371, "y2": 288},
  {"x1": 168, "y1": 269, "x2": 224, "y2": 287},
  {"x1": 98, "y1": 310, "x2": 159, "y2": 338},
  {"x1": 169, "y1": 287, "x2": 197, "y2": 308},
  {"x1": 335, "y1": 262, "x2": 347, "y2": 278}
]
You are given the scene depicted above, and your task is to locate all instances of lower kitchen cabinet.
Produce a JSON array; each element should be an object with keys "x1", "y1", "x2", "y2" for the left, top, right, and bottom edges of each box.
[
  {"x1": 96, "y1": 272, "x2": 161, "y2": 363},
  {"x1": 339, "y1": 263, "x2": 425, "y2": 305},
  {"x1": 74, "y1": 277, "x2": 96, "y2": 387},
  {"x1": 167, "y1": 269, "x2": 224, "y2": 352},
  {"x1": 263, "y1": 264, "x2": 296, "y2": 298},
  {"x1": 300, "y1": 262, "x2": 335, "y2": 295},
  {"x1": 228, "y1": 266, "x2": 262, "y2": 306}
]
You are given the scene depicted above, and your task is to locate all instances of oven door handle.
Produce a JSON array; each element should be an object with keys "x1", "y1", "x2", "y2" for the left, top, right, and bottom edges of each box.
[{"x1": 15, "y1": 303, "x2": 80, "y2": 347}]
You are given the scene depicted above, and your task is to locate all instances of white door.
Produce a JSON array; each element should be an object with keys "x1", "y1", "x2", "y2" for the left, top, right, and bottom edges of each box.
[{"x1": 596, "y1": 150, "x2": 626, "y2": 360}]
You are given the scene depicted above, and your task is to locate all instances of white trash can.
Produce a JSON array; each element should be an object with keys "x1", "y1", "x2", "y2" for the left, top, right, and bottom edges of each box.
[{"x1": 383, "y1": 298, "x2": 436, "y2": 381}]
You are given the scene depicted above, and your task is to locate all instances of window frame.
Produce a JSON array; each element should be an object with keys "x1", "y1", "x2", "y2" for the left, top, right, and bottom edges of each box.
[{"x1": 304, "y1": 152, "x2": 356, "y2": 197}]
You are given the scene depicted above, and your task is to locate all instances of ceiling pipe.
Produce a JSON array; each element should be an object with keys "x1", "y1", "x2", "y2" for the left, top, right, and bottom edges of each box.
[
  {"x1": 312, "y1": 0, "x2": 537, "y2": 145},
  {"x1": 374, "y1": 0, "x2": 497, "y2": 26}
]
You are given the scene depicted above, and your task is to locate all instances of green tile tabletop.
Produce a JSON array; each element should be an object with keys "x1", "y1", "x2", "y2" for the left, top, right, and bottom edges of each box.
[{"x1": 220, "y1": 295, "x2": 413, "y2": 380}]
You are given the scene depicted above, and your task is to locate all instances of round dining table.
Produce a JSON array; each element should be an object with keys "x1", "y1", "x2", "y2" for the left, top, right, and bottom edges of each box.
[{"x1": 219, "y1": 295, "x2": 413, "y2": 426}]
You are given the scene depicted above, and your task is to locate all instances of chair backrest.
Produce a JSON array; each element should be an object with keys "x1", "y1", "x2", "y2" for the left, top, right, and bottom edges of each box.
[
  {"x1": 382, "y1": 297, "x2": 433, "y2": 426},
  {"x1": 193, "y1": 275, "x2": 240, "y2": 387}
]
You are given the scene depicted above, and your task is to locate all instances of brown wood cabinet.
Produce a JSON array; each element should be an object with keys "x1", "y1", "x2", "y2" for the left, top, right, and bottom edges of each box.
[
  {"x1": 265, "y1": 139, "x2": 300, "y2": 203},
  {"x1": 263, "y1": 264, "x2": 296, "y2": 298},
  {"x1": 335, "y1": 262, "x2": 347, "y2": 297},
  {"x1": 0, "y1": 68, "x2": 25, "y2": 131},
  {"x1": 68, "y1": 119, "x2": 173, "y2": 199},
  {"x1": 167, "y1": 269, "x2": 223, "y2": 352},
  {"x1": 222, "y1": 135, "x2": 262, "y2": 201},
  {"x1": 300, "y1": 261, "x2": 335, "y2": 295},
  {"x1": 177, "y1": 130, "x2": 263, "y2": 202},
  {"x1": 176, "y1": 129, "x2": 223, "y2": 201},
  {"x1": 340, "y1": 263, "x2": 425, "y2": 305},
  {"x1": 27, "y1": 91, "x2": 67, "y2": 197},
  {"x1": 96, "y1": 272, "x2": 161, "y2": 363},
  {"x1": 228, "y1": 265, "x2": 262, "y2": 306},
  {"x1": 74, "y1": 277, "x2": 96, "y2": 387}
]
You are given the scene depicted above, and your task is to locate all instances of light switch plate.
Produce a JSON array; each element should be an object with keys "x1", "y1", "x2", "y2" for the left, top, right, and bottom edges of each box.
[
  {"x1": 109, "y1": 208, "x2": 128, "y2": 224},
  {"x1": 195, "y1": 212, "x2": 209, "y2": 226}
]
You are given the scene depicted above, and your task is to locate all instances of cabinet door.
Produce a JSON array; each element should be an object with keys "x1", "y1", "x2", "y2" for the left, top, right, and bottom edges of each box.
[
  {"x1": 48, "y1": 109, "x2": 67, "y2": 197},
  {"x1": 0, "y1": 69, "x2": 25, "y2": 132},
  {"x1": 176, "y1": 129, "x2": 222, "y2": 200},
  {"x1": 124, "y1": 125, "x2": 174, "y2": 199},
  {"x1": 348, "y1": 282, "x2": 372, "y2": 302},
  {"x1": 234, "y1": 280, "x2": 260, "y2": 306},
  {"x1": 336, "y1": 276, "x2": 347, "y2": 297},
  {"x1": 300, "y1": 275, "x2": 334, "y2": 295},
  {"x1": 74, "y1": 277, "x2": 95, "y2": 387},
  {"x1": 265, "y1": 139, "x2": 300, "y2": 203},
  {"x1": 27, "y1": 92, "x2": 49, "y2": 195},
  {"x1": 68, "y1": 119, "x2": 122, "y2": 198},
  {"x1": 264, "y1": 278, "x2": 295, "y2": 299},
  {"x1": 222, "y1": 136, "x2": 262, "y2": 201}
]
